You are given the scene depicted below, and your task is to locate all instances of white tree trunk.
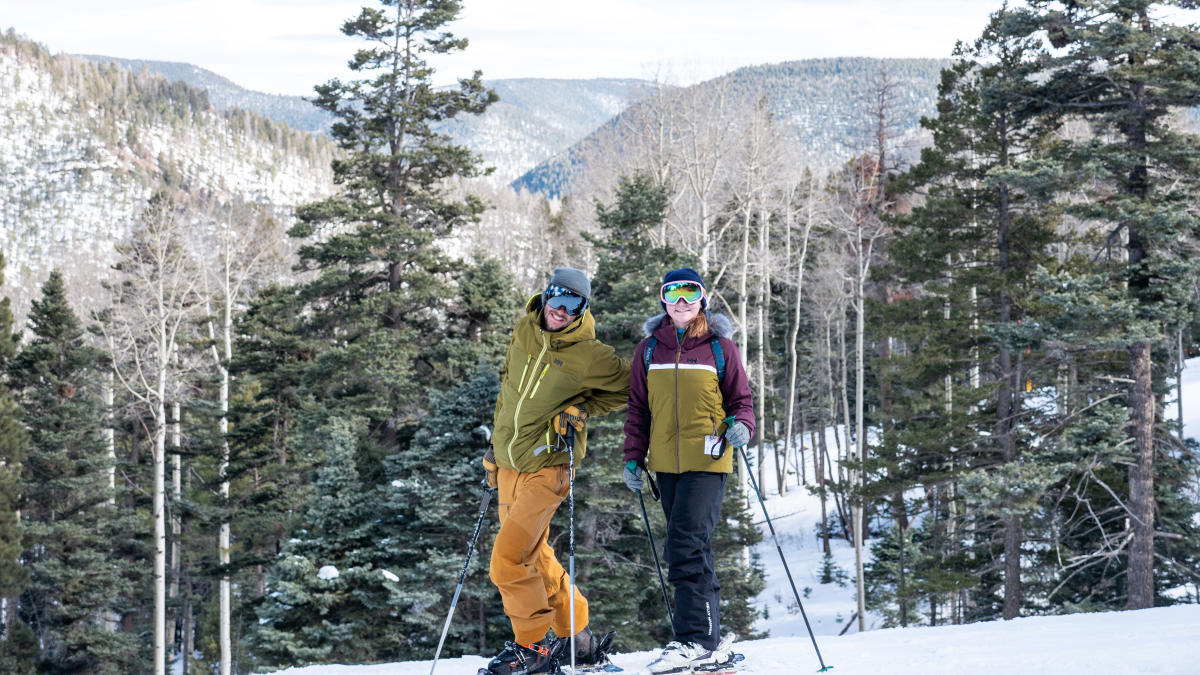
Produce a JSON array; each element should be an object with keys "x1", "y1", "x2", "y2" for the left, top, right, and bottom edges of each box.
[
  {"x1": 219, "y1": 283, "x2": 232, "y2": 675},
  {"x1": 171, "y1": 401, "x2": 181, "y2": 601},
  {"x1": 853, "y1": 249, "x2": 867, "y2": 633},
  {"x1": 155, "y1": 319, "x2": 168, "y2": 675}
]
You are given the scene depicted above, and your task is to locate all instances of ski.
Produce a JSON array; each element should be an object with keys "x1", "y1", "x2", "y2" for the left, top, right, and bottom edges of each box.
[
  {"x1": 558, "y1": 663, "x2": 624, "y2": 674},
  {"x1": 632, "y1": 653, "x2": 744, "y2": 675},
  {"x1": 691, "y1": 652, "x2": 745, "y2": 674}
]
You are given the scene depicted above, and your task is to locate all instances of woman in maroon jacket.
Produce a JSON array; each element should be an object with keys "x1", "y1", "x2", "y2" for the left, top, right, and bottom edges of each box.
[{"x1": 622, "y1": 267, "x2": 755, "y2": 675}]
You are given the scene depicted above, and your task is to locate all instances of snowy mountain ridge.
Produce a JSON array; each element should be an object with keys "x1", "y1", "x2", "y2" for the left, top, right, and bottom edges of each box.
[
  {"x1": 78, "y1": 55, "x2": 653, "y2": 182},
  {"x1": 0, "y1": 34, "x2": 336, "y2": 320}
]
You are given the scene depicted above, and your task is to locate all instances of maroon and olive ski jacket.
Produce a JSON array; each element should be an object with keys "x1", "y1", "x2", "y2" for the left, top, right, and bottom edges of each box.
[{"x1": 623, "y1": 312, "x2": 755, "y2": 474}]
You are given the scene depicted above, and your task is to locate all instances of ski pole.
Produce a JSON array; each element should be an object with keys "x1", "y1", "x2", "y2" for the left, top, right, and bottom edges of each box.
[
  {"x1": 637, "y1": 486, "x2": 673, "y2": 627},
  {"x1": 430, "y1": 485, "x2": 494, "y2": 675},
  {"x1": 566, "y1": 425, "x2": 577, "y2": 675},
  {"x1": 736, "y1": 445, "x2": 832, "y2": 672}
]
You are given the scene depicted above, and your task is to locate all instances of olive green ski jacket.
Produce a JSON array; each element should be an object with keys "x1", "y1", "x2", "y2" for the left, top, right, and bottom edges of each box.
[{"x1": 490, "y1": 294, "x2": 631, "y2": 473}]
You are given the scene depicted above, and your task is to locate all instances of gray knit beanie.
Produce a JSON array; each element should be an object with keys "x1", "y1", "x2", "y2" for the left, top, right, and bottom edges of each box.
[{"x1": 548, "y1": 267, "x2": 591, "y2": 302}]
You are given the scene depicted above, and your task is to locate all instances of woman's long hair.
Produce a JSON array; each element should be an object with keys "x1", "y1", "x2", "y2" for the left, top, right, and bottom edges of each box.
[{"x1": 684, "y1": 311, "x2": 709, "y2": 341}]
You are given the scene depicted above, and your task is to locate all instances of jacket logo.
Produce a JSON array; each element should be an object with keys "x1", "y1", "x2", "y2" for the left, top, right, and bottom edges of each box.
[
  {"x1": 553, "y1": 358, "x2": 564, "y2": 367},
  {"x1": 686, "y1": 358, "x2": 699, "y2": 364}
]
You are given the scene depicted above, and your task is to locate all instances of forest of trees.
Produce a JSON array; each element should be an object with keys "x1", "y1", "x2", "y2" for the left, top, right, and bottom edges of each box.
[{"x1": 0, "y1": 1, "x2": 1199, "y2": 674}]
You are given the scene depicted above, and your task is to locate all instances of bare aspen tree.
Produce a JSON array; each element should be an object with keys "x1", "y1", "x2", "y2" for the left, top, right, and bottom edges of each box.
[
  {"x1": 198, "y1": 199, "x2": 286, "y2": 675},
  {"x1": 98, "y1": 192, "x2": 202, "y2": 675},
  {"x1": 782, "y1": 171, "x2": 821, "y2": 491},
  {"x1": 809, "y1": 242, "x2": 851, "y2": 546},
  {"x1": 726, "y1": 95, "x2": 782, "y2": 493}
]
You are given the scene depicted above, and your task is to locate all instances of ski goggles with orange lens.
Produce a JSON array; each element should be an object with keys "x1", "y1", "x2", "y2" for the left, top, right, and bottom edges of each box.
[
  {"x1": 661, "y1": 281, "x2": 705, "y2": 305},
  {"x1": 543, "y1": 284, "x2": 587, "y2": 315}
]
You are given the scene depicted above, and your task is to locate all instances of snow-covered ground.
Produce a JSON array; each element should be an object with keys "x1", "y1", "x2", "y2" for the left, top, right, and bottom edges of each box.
[{"x1": 261, "y1": 359, "x2": 1200, "y2": 674}]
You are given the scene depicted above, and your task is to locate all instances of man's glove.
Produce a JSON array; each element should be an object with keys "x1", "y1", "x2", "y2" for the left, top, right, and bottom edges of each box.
[
  {"x1": 725, "y1": 421, "x2": 751, "y2": 448},
  {"x1": 482, "y1": 447, "x2": 498, "y2": 488},
  {"x1": 552, "y1": 404, "x2": 588, "y2": 436},
  {"x1": 623, "y1": 459, "x2": 644, "y2": 493}
]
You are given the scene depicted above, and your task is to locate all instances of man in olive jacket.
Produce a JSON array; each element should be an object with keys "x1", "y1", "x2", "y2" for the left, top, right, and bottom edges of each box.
[{"x1": 481, "y1": 267, "x2": 630, "y2": 675}]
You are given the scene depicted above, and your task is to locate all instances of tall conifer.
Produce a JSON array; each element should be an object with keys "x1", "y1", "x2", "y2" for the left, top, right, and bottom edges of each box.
[
  {"x1": 9, "y1": 271, "x2": 141, "y2": 672},
  {"x1": 1003, "y1": 0, "x2": 1200, "y2": 609},
  {"x1": 0, "y1": 254, "x2": 32, "y2": 671},
  {"x1": 872, "y1": 10, "x2": 1060, "y2": 623}
]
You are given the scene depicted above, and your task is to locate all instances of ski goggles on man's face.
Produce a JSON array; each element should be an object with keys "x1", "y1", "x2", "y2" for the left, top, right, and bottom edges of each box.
[
  {"x1": 543, "y1": 284, "x2": 587, "y2": 315},
  {"x1": 661, "y1": 281, "x2": 705, "y2": 305}
]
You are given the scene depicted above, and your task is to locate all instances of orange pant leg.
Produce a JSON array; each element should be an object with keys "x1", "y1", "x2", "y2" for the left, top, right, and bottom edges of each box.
[{"x1": 490, "y1": 465, "x2": 588, "y2": 644}]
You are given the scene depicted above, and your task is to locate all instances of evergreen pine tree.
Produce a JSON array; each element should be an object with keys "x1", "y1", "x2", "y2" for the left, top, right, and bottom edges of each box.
[
  {"x1": 287, "y1": 0, "x2": 497, "y2": 452},
  {"x1": 1002, "y1": 0, "x2": 1200, "y2": 609},
  {"x1": 381, "y1": 366, "x2": 504, "y2": 658},
  {"x1": 0, "y1": 253, "x2": 32, "y2": 672},
  {"x1": 252, "y1": 416, "x2": 378, "y2": 666},
  {"x1": 254, "y1": 1, "x2": 498, "y2": 663},
  {"x1": 872, "y1": 10, "x2": 1061, "y2": 622},
  {"x1": 9, "y1": 271, "x2": 141, "y2": 673}
]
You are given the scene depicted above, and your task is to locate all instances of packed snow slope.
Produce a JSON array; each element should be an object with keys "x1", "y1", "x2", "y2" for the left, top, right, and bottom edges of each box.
[{"x1": 263, "y1": 604, "x2": 1200, "y2": 674}]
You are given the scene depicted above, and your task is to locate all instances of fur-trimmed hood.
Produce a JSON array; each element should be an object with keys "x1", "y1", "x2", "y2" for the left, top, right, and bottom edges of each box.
[{"x1": 642, "y1": 311, "x2": 734, "y2": 340}]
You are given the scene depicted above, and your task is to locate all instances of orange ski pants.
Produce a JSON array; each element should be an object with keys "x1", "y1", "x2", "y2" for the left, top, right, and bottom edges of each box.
[{"x1": 489, "y1": 464, "x2": 588, "y2": 644}]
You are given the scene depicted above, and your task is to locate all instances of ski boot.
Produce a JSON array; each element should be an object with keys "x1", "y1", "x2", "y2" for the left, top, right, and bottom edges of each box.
[
  {"x1": 478, "y1": 636, "x2": 564, "y2": 675},
  {"x1": 638, "y1": 634, "x2": 738, "y2": 675},
  {"x1": 556, "y1": 626, "x2": 619, "y2": 673}
]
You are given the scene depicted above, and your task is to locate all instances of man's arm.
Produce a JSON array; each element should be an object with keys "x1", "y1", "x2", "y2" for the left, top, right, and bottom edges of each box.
[{"x1": 579, "y1": 343, "x2": 631, "y2": 416}]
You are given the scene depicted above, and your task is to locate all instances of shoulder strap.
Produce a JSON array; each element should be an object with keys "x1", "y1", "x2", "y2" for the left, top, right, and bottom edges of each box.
[
  {"x1": 709, "y1": 336, "x2": 725, "y2": 383},
  {"x1": 642, "y1": 337, "x2": 658, "y2": 373}
]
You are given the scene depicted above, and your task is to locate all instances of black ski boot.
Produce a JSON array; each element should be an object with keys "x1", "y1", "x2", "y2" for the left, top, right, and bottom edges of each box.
[
  {"x1": 480, "y1": 637, "x2": 564, "y2": 675},
  {"x1": 555, "y1": 627, "x2": 617, "y2": 672}
]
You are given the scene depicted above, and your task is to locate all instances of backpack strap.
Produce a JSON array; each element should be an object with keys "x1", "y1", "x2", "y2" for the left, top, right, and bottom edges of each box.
[
  {"x1": 642, "y1": 337, "x2": 658, "y2": 373},
  {"x1": 709, "y1": 336, "x2": 726, "y2": 383},
  {"x1": 643, "y1": 334, "x2": 725, "y2": 382}
]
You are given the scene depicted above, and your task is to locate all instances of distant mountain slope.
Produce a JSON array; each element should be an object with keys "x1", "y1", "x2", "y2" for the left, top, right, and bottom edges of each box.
[
  {"x1": 1, "y1": 35, "x2": 335, "y2": 318},
  {"x1": 515, "y1": 57, "x2": 949, "y2": 197},
  {"x1": 444, "y1": 78, "x2": 654, "y2": 180},
  {"x1": 77, "y1": 56, "x2": 651, "y2": 181},
  {"x1": 78, "y1": 55, "x2": 335, "y2": 134}
]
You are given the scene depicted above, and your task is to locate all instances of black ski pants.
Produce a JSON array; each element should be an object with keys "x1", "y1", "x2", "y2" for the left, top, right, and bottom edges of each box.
[{"x1": 657, "y1": 470, "x2": 726, "y2": 650}]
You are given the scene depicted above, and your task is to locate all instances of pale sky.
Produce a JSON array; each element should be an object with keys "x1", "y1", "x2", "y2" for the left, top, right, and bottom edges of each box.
[{"x1": 4, "y1": 0, "x2": 1013, "y2": 96}]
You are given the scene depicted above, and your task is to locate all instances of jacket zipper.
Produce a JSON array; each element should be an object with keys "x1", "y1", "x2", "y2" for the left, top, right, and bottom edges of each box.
[
  {"x1": 505, "y1": 332, "x2": 550, "y2": 467},
  {"x1": 673, "y1": 332, "x2": 682, "y2": 473},
  {"x1": 516, "y1": 354, "x2": 533, "y2": 391}
]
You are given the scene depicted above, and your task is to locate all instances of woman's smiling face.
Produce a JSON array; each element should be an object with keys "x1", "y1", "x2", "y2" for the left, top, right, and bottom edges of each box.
[{"x1": 666, "y1": 295, "x2": 701, "y2": 329}]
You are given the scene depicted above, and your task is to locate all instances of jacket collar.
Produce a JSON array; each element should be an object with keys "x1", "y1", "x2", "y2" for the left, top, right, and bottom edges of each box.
[{"x1": 642, "y1": 311, "x2": 733, "y2": 347}]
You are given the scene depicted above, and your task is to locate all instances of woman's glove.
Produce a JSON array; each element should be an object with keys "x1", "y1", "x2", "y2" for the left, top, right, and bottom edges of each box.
[
  {"x1": 725, "y1": 421, "x2": 751, "y2": 448},
  {"x1": 623, "y1": 459, "x2": 644, "y2": 493}
]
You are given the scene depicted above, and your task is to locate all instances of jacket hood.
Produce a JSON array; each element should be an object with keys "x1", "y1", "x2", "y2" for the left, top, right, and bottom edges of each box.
[{"x1": 642, "y1": 311, "x2": 734, "y2": 340}]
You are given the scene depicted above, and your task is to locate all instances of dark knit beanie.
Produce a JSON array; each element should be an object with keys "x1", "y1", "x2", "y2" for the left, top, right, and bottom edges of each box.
[
  {"x1": 661, "y1": 267, "x2": 707, "y2": 311},
  {"x1": 549, "y1": 267, "x2": 591, "y2": 302}
]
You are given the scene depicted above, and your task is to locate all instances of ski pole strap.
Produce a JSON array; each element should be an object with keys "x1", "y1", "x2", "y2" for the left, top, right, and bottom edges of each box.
[{"x1": 645, "y1": 467, "x2": 660, "y2": 501}]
